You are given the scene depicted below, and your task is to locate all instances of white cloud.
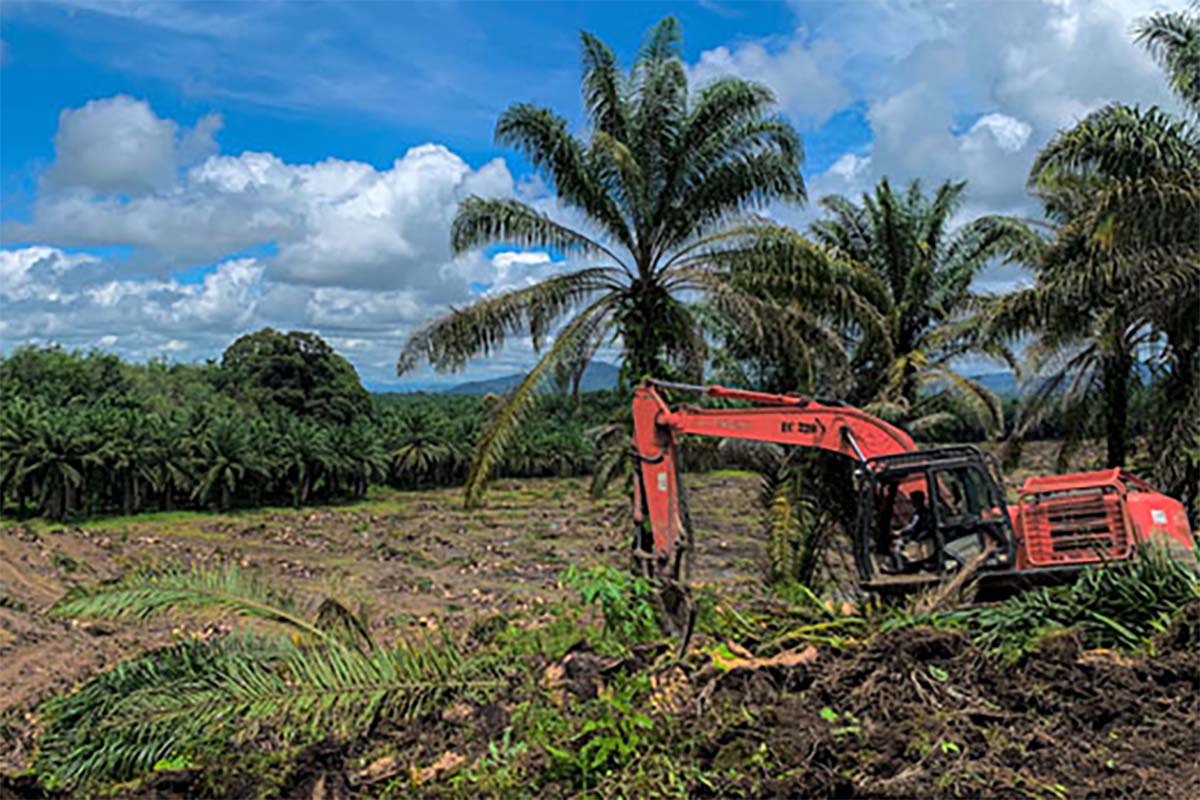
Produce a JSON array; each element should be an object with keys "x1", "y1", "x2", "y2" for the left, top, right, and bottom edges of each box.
[
  {"x1": 827, "y1": 153, "x2": 870, "y2": 182},
  {"x1": 691, "y1": 32, "x2": 848, "y2": 126},
  {"x1": 10, "y1": 111, "x2": 517, "y2": 297},
  {"x1": 47, "y1": 95, "x2": 222, "y2": 196},
  {"x1": 482, "y1": 251, "x2": 556, "y2": 293},
  {"x1": 967, "y1": 114, "x2": 1033, "y2": 155},
  {"x1": 0, "y1": 247, "x2": 98, "y2": 302},
  {"x1": 793, "y1": 0, "x2": 1188, "y2": 239}
]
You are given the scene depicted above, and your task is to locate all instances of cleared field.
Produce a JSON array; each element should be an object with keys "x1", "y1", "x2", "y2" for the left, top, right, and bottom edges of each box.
[
  {"x1": 0, "y1": 472, "x2": 762, "y2": 761},
  {"x1": 2, "y1": 444, "x2": 1195, "y2": 798}
]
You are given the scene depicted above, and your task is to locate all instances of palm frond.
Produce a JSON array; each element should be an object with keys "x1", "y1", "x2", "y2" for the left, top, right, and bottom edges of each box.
[
  {"x1": 1030, "y1": 104, "x2": 1198, "y2": 185},
  {"x1": 451, "y1": 197, "x2": 627, "y2": 268},
  {"x1": 495, "y1": 103, "x2": 633, "y2": 250},
  {"x1": 397, "y1": 266, "x2": 619, "y2": 374},
  {"x1": 1135, "y1": 8, "x2": 1200, "y2": 112},
  {"x1": 35, "y1": 634, "x2": 500, "y2": 790},
  {"x1": 919, "y1": 365, "x2": 1005, "y2": 437},
  {"x1": 463, "y1": 296, "x2": 616, "y2": 507},
  {"x1": 51, "y1": 565, "x2": 331, "y2": 642},
  {"x1": 580, "y1": 31, "x2": 629, "y2": 139}
]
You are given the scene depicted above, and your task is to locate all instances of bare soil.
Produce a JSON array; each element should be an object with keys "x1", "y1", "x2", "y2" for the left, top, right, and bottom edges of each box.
[
  {"x1": 684, "y1": 618, "x2": 1200, "y2": 798},
  {"x1": 0, "y1": 473, "x2": 763, "y2": 772}
]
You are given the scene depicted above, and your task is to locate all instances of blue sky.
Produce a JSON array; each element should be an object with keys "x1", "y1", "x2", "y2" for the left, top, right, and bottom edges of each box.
[{"x1": 0, "y1": 1, "x2": 1184, "y2": 389}]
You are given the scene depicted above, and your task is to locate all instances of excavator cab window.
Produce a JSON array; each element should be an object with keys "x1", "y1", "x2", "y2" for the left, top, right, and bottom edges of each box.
[
  {"x1": 931, "y1": 465, "x2": 1002, "y2": 570},
  {"x1": 858, "y1": 447, "x2": 1015, "y2": 583},
  {"x1": 865, "y1": 472, "x2": 938, "y2": 576}
]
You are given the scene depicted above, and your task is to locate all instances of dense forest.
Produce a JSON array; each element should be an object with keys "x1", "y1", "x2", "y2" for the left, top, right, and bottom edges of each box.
[{"x1": 0, "y1": 331, "x2": 621, "y2": 520}]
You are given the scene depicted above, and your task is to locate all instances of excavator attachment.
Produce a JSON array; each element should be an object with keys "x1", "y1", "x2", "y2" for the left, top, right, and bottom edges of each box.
[{"x1": 632, "y1": 379, "x2": 917, "y2": 579}]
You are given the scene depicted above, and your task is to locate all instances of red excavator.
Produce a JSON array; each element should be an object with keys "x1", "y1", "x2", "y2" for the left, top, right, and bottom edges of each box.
[{"x1": 631, "y1": 379, "x2": 1195, "y2": 594}]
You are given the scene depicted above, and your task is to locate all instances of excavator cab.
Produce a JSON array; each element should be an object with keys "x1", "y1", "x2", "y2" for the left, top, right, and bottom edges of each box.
[{"x1": 854, "y1": 446, "x2": 1016, "y2": 593}]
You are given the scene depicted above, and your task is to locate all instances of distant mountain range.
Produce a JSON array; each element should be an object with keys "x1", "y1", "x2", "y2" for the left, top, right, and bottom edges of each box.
[
  {"x1": 970, "y1": 371, "x2": 1018, "y2": 397},
  {"x1": 441, "y1": 361, "x2": 622, "y2": 395},
  {"x1": 429, "y1": 365, "x2": 1022, "y2": 397}
]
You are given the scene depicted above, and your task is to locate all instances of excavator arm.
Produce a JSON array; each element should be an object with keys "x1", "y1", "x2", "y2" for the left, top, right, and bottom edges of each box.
[{"x1": 631, "y1": 380, "x2": 917, "y2": 576}]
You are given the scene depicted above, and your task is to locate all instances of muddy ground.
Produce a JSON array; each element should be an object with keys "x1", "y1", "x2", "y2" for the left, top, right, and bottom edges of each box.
[
  {"x1": 684, "y1": 620, "x2": 1199, "y2": 798},
  {"x1": 369, "y1": 612, "x2": 1199, "y2": 799},
  {"x1": 0, "y1": 473, "x2": 764, "y2": 773}
]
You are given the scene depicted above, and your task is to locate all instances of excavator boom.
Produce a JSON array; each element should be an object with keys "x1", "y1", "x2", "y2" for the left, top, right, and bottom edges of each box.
[{"x1": 632, "y1": 380, "x2": 917, "y2": 575}]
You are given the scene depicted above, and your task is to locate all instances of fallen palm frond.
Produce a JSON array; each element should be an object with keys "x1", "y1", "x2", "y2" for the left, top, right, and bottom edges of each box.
[
  {"x1": 887, "y1": 545, "x2": 1200, "y2": 655},
  {"x1": 38, "y1": 566, "x2": 505, "y2": 790},
  {"x1": 51, "y1": 564, "x2": 360, "y2": 646},
  {"x1": 36, "y1": 633, "x2": 501, "y2": 790}
]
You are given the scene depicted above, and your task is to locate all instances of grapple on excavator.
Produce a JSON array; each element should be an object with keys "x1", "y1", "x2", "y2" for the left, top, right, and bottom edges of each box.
[{"x1": 631, "y1": 379, "x2": 1194, "y2": 593}]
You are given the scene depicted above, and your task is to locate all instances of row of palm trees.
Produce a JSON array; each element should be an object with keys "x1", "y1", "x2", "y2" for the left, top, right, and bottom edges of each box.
[
  {"x1": 398, "y1": 13, "x2": 1199, "y2": 520},
  {"x1": 0, "y1": 396, "x2": 603, "y2": 520}
]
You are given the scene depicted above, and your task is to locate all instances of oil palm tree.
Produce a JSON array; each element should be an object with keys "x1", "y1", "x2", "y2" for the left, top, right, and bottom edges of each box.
[
  {"x1": 807, "y1": 178, "x2": 1033, "y2": 437},
  {"x1": 25, "y1": 411, "x2": 100, "y2": 519},
  {"x1": 273, "y1": 416, "x2": 331, "y2": 506},
  {"x1": 988, "y1": 176, "x2": 1150, "y2": 470},
  {"x1": 0, "y1": 397, "x2": 41, "y2": 519},
  {"x1": 1000, "y1": 6, "x2": 1200, "y2": 515},
  {"x1": 192, "y1": 415, "x2": 262, "y2": 512},
  {"x1": 397, "y1": 18, "x2": 869, "y2": 506},
  {"x1": 382, "y1": 407, "x2": 454, "y2": 487},
  {"x1": 147, "y1": 413, "x2": 194, "y2": 512}
]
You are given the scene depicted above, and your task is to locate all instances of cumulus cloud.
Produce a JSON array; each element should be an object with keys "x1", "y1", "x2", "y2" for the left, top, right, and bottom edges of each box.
[
  {"x1": 0, "y1": 247, "x2": 98, "y2": 302},
  {"x1": 47, "y1": 95, "x2": 223, "y2": 195},
  {"x1": 691, "y1": 31, "x2": 848, "y2": 126},
  {"x1": 726, "y1": 0, "x2": 1186, "y2": 220},
  {"x1": 11, "y1": 108, "x2": 515, "y2": 296},
  {"x1": 1, "y1": 96, "x2": 524, "y2": 386}
]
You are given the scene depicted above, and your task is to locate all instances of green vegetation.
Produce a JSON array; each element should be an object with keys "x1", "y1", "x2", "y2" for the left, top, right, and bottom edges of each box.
[
  {"x1": 3, "y1": 9, "x2": 1199, "y2": 797},
  {"x1": 0, "y1": 343, "x2": 621, "y2": 520},
  {"x1": 397, "y1": 18, "x2": 880, "y2": 507},
  {"x1": 987, "y1": 9, "x2": 1200, "y2": 519},
  {"x1": 888, "y1": 545, "x2": 1200, "y2": 658},
  {"x1": 37, "y1": 568, "x2": 501, "y2": 793},
  {"x1": 21, "y1": 550, "x2": 1198, "y2": 797}
]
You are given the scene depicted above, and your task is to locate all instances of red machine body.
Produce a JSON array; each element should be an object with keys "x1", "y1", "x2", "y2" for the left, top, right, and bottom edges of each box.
[
  {"x1": 1013, "y1": 469, "x2": 1193, "y2": 570},
  {"x1": 631, "y1": 379, "x2": 1194, "y2": 587}
]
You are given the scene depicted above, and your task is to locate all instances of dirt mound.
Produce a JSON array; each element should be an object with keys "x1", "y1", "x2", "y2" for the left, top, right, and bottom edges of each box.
[{"x1": 685, "y1": 625, "x2": 1200, "y2": 798}]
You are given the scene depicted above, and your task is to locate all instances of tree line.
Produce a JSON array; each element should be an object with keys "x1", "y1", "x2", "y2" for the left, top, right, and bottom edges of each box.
[{"x1": 0, "y1": 332, "x2": 620, "y2": 520}]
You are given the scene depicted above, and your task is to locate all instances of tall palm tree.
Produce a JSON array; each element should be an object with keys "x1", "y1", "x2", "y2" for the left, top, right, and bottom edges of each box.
[
  {"x1": 273, "y1": 416, "x2": 332, "y2": 507},
  {"x1": 382, "y1": 407, "x2": 453, "y2": 487},
  {"x1": 989, "y1": 177, "x2": 1149, "y2": 469},
  {"x1": 999, "y1": 6, "x2": 1200, "y2": 516},
  {"x1": 146, "y1": 413, "x2": 195, "y2": 511},
  {"x1": 26, "y1": 412, "x2": 99, "y2": 520},
  {"x1": 807, "y1": 178, "x2": 1032, "y2": 436},
  {"x1": 397, "y1": 18, "x2": 866, "y2": 506}
]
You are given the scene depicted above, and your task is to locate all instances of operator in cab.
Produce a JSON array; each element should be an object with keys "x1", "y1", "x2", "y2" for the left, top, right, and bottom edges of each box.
[{"x1": 890, "y1": 490, "x2": 931, "y2": 572}]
